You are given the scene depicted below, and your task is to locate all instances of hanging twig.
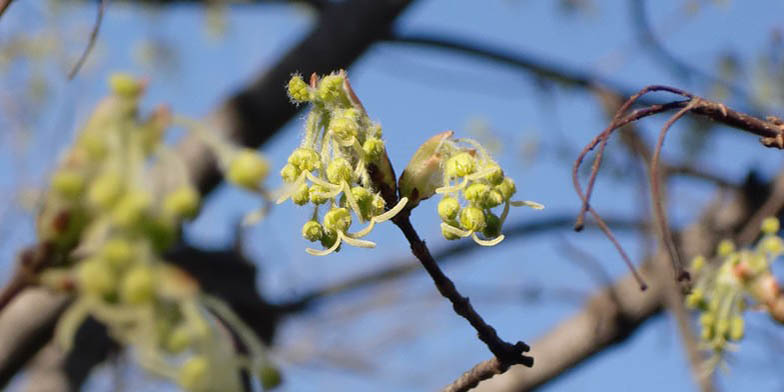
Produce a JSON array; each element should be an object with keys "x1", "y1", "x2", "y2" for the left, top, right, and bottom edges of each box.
[{"x1": 68, "y1": 0, "x2": 105, "y2": 80}]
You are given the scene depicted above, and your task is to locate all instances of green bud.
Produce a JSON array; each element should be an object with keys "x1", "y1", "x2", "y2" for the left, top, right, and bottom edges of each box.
[
  {"x1": 287, "y1": 75, "x2": 311, "y2": 102},
  {"x1": 320, "y1": 229, "x2": 338, "y2": 249},
  {"x1": 288, "y1": 148, "x2": 320, "y2": 171},
  {"x1": 120, "y1": 266, "x2": 156, "y2": 305},
  {"x1": 701, "y1": 325, "x2": 713, "y2": 340},
  {"x1": 445, "y1": 152, "x2": 476, "y2": 178},
  {"x1": 324, "y1": 207, "x2": 351, "y2": 233},
  {"x1": 326, "y1": 157, "x2": 353, "y2": 184},
  {"x1": 437, "y1": 197, "x2": 460, "y2": 221},
  {"x1": 292, "y1": 183, "x2": 310, "y2": 205},
  {"x1": 101, "y1": 238, "x2": 134, "y2": 268},
  {"x1": 762, "y1": 217, "x2": 780, "y2": 235},
  {"x1": 482, "y1": 212, "x2": 502, "y2": 239},
  {"x1": 464, "y1": 183, "x2": 491, "y2": 205},
  {"x1": 370, "y1": 193, "x2": 385, "y2": 215},
  {"x1": 166, "y1": 325, "x2": 191, "y2": 353},
  {"x1": 761, "y1": 236, "x2": 784, "y2": 254},
  {"x1": 485, "y1": 164, "x2": 504, "y2": 185},
  {"x1": 78, "y1": 258, "x2": 116, "y2": 297},
  {"x1": 329, "y1": 116, "x2": 359, "y2": 140},
  {"x1": 717, "y1": 239, "x2": 735, "y2": 257},
  {"x1": 163, "y1": 186, "x2": 201, "y2": 219},
  {"x1": 112, "y1": 191, "x2": 152, "y2": 228},
  {"x1": 398, "y1": 131, "x2": 453, "y2": 208},
  {"x1": 363, "y1": 137, "x2": 385, "y2": 161},
  {"x1": 495, "y1": 177, "x2": 516, "y2": 201},
  {"x1": 88, "y1": 172, "x2": 124, "y2": 211},
  {"x1": 317, "y1": 73, "x2": 345, "y2": 103},
  {"x1": 280, "y1": 163, "x2": 300, "y2": 183},
  {"x1": 109, "y1": 73, "x2": 143, "y2": 98},
  {"x1": 441, "y1": 224, "x2": 460, "y2": 240},
  {"x1": 302, "y1": 220, "x2": 324, "y2": 242},
  {"x1": 228, "y1": 149, "x2": 269, "y2": 190},
  {"x1": 691, "y1": 255, "x2": 706, "y2": 272},
  {"x1": 308, "y1": 184, "x2": 330, "y2": 205},
  {"x1": 178, "y1": 356, "x2": 209, "y2": 392},
  {"x1": 729, "y1": 316, "x2": 744, "y2": 341},
  {"x1": 259, "y1": 365, "x2": 283, "y2": 390},
  {"x1": 685, "y1": 289, "x2": 703, "y2": 309},
  {"x1": 459, "y1": 206, "x2": 486, "y2": 232},
  {"x1": 484, "y1": 189, "x2": 504, "y2": 209},
  {"x1": 52, "y1": 170, "x2": 85, "y2": 200},
  {"x1": 699, "y1": 312, "x2": 714, "y2": 327}
]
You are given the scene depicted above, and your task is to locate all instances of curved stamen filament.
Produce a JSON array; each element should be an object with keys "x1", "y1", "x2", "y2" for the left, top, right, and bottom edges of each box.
[
  {"x1": 511, "y1": 200, "x2": 545, "y2": 209},
  {"x1": 436, "y1": 177, "x2": 468, "y2": 194},
  {"x1": 306, "y1": 234, "x2": 342, "y2": 256},
  {"x1": 472, "y1": 232, "x2": 505, "y2": 246},
  {"x1": 440, "y1": 222, "x2": 472, "y2": 238}
]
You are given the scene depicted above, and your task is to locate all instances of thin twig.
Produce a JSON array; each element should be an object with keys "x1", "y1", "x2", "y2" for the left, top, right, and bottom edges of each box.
[
  {"x1": 442, "y1": 357, "x2": 506, "y2": 392},
  {"x1": 0, "y1": 0, "x2": 12, "y2": 21},
  {"x1": 68, "y1": 0, "x2": 105, "y2": 80},
  {"x1": 573, "y1": 85, "x2": 784, "y2": 283},
  {"x1": 392, "y1": 211, "x2": 532, "y2": 387},
  {"x1": 649, "y1": 100, "x2": 699, "y2": 281}
]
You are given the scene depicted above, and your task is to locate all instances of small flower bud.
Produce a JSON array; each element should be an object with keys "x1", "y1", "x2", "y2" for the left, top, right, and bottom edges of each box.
[
  {"x1": 485, "y1": 164, "x2": 504, "y2": 185},
  {"x1": 120, "y1": 266, "x2": 156, "y2": 305},
  {"x1": 729, "y1": 316, "x2": 744, "y2": 340},
  {"x1": 326, "y1": 157, "x2": 353, "y2": 184},
  {"x1": 280, "y1": 163, "x2": 300, "y2": 183},
  {"x1": 716, "y1": 318, "x2": 729, "y2": 338},
  {"x1": 329, "y1": 116, "x2": 359, "y2": 141},
  {"x1": 109, "y1": 73, "x2": 143, "y2": 98},
  {"x1": 178, "y1": 356, "x2": 209, "y2": 392},
  {"x1": 292, "y1": 183, "x2": 310, "y2": 205},
  {"x1": 441, "y1": 225, "x2": 460, "y2": 240},
  {"x1": 78, "y1": 258, "x2": 116, "y2": 297},
  {"x1": 701, "y1": 325, "x2": 713, "y2": 340},
  {"x1": 761, "y1": 236, "x2": 784, "y2": 254},
  {"x1": 287, "y1": 75, "x2": 311, "y2": 102},
  {"x1": 363, "y1": 137, "x2": 385, "y2": 161},
  {"x1": 51, "y1": 170, "x2": 85, "y2": 200},
  {"x1": 699, "y1": 312, "x2": 714, "y2": 327},
  {"x1": 495, "y1": 177, "x2": 517, "y2": 201},
  {"x1": 78, "y1": 131, "x2": 107, "y2": 160},
  {"x1": 308, "y1": 184, "x2": 330, "y2": 205},
  {"x1": 166, "y1": 325, "x2": 191, "y2": 353},
  {"x1": 317, "y1": 73, "x2": 345, "y2": 103},
  {"x1": 464, "y1": 183, "x2": 491, "y2": 205},
  {"x1": 320, "y1": 229, "x2": 338, "y2": 249},
  {"x1": 459, "y1": 206, "x2": 486, "y2": 232},
  {"x1": 88, "y1": 172, "x2": 124, "y2": 211},
  {"x1": 302, "y1": 220, "x2": 324, "y2": 242},
  {"x1": 437, "y1": 197, "x2": 460, "y2": 221},
  {"x1": 324, "y1": 207, "x2": 351, "y2": 233},
  {"x1": 482, "y1": 212, "x2": 502, "y2": 239},
  {"x1": 445, "y1": 152, "x2": 476, "y2": 178},
  {"x1": 101, "y1": 238, "x2": 134, "y2": 268},
  {"x1": 484, "y1": 189, "x2": 504, "y2": 208},
  {"x1": 163, "y1": 186, "x2": 201, "y2": 219},
  {"x1": 762, "y1": 217, "x2": 780, "y2": 234},
  {"x1": 685, "y1": 289, "x2": 703, "y2": 309},
  {"x1": 259, "y1": 366, "x2": 283, "y2": 390},
  {"x1": 112, "y1": 191, "x2": 152, "y2": 228},
  {"x1": 228, "y1": 149, "x2": 269, "y2": 190},
  {"x1": 717, "y1": 239, "x2": 735, "y2": 257},
  {"x1": 288, "y1": 148, "x2": 320, "y2": 171},
  {"x1": 691, "y1": 255, "x2": 706, "y2": 272}
]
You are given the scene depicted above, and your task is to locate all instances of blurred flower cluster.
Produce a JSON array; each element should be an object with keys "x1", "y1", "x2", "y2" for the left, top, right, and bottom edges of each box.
[
  {"x1": 277, "y1": 71, "x2": 407, "y2": 256},
  {"x1": 686, "y1": 217, "x2": 784, "y2": 372},
  {"x1": 37, "y1": 74, "x2": 278, "y2": 391}
]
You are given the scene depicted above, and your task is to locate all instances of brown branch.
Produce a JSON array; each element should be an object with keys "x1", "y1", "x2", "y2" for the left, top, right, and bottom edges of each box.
[
  {"x1": 392, "y1": 212, "x2": 533, "y2": 388},
  {"x1": 67, "y1": 0, "x2": 105, "y2": 80},
  {"x1": 0, "y1": 0, "x2": 12, "y2": 21},
  {"x1": 573, "y1": 85, "x2": 784, "y2": 284}
]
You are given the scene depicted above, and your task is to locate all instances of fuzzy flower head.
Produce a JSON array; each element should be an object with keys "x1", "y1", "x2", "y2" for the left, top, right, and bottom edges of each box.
[
  {"x1": 685, "y1": 217, "x2": 784, "y2": 372},
  {"x1": 400, "y1": 134, "x2": 542, "y2": 246},
  {"x1": 278, "y1": 71, "x2": 407, "y2": 255}
]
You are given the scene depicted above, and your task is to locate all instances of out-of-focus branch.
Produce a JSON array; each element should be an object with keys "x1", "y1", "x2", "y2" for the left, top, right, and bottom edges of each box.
[
  {"x1": 67, "y1": 0, "x2": 105, "y2": 79},
  {"x1": 0, "y1": 0, "x2": 416, "y2": 389},
  {"x1": 0, "y1": 0, "x2": 13, "y2": 21}
]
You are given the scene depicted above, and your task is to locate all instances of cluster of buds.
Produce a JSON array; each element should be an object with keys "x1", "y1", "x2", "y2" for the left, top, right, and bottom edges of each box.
[
  {"x1": 686, "y1": 217, "x2": 784, "y2": 369},
  {"x1": 277, "y1": 71, "x2": 407, "y2": 256},
  {"x1": 37, "y1": 74, "x2": 278, "y2": 391},
  {"x1": 399, "y1": 132, "x2": 543, "y2": 246}
]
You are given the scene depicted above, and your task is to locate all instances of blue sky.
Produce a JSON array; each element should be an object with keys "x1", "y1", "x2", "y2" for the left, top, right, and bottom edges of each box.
[{"x1": 3, "y1": 1, "x2": 784, "y2": 391}]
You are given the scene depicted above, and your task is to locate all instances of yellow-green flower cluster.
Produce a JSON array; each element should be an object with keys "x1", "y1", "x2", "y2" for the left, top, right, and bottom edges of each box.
[
  {"x1": 37, "y1": 74, "x2": 277, "y2": 392},
  {"x1": 278, "y1": 72, "x2": 407, "y2": 256},
  {"x1": 686, "y1": 217, "x2": 784, "y2": 369},
  {"x1": 434, "y1": 138, "x2": 543, "y2": 246}
]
